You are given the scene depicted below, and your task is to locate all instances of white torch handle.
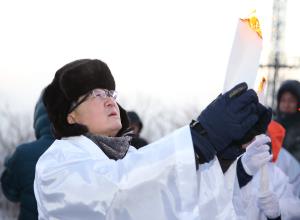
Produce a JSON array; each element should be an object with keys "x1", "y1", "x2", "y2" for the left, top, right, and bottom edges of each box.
[{"x1": 260, "y1": 163, "x2": 269, "y2": 195}]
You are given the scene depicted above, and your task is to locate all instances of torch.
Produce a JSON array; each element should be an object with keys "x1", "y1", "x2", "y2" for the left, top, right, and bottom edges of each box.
[{"x1": 222, "y1": 9, "x2": 271, "y2": 195}]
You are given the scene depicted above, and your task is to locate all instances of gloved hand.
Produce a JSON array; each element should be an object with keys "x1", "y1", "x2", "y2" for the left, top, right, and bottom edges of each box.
[
  {"x1": 257, "y1": 191, "x2": 281, "y2": 219},
  {"x1": 255, "y1": 103, "x2": 273, "y2": 134},
  {"x1": 194, "y1": 82, "x2": 259, "y2": 161},
  {"x1": 217, "y1": 143, "x2": 245, "y2": 160},
  {"x1": 241, "y1": 134, "x2": 272, "y2": 176},
  {"x1": 237, "y1": 103, "x2": 273, "y2": 145},
  {"x1": 217, "y1": 103, "x2": 272, "y2": 160}
]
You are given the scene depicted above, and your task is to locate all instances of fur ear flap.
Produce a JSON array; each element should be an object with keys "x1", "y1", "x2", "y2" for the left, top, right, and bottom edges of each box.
[
  {"x1": 43, "y1": 76, "x2": 68, "y2": 124},
  {"x1": 43, "y1": 73, "x2": 88, "y2": 139}
]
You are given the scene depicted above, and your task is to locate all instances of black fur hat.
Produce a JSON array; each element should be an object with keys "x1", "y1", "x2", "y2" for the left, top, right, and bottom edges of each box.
[{"x1": 43, "y1": 59, "x2": 129, "y2": 139}]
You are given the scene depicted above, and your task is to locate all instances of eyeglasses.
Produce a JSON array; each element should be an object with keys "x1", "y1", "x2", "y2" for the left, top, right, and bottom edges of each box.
[
  {"x1": 68, "y1": 89, "x2": 118, "y2": 113},
  {"x1": 91, "y1": 89, "x2": 118, "y2": 100}
]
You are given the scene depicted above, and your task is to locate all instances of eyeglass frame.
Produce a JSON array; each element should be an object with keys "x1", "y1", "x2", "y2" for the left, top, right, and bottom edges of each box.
[{"x1": 68, "y1": 89, "x2": 118, "y2": 113}]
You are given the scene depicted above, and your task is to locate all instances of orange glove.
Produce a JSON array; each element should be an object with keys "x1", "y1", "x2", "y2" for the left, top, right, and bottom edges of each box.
[{"x1": 267, "y1": 120, "x2": 286, "y2": 162}]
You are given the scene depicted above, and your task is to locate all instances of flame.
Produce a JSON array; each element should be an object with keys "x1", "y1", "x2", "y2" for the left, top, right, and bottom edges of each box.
[
  {"x1": 240, "y1": 10, "x2": 262, "y2": 39},
  {"x1": 257, "y1": 76, "x2": 267, "y2": 93}
]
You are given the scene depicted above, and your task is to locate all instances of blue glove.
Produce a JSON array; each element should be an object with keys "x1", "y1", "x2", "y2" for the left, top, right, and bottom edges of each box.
[
  {"x1": 217, "y1": 143, "x2": 245, "y2": 160},
  {"x1": 236, "y1": 103, "x2": 272, "y2": 145},
  {"x1": 192, "y1": 82, "x2": 259, "y2": 162},
  {"x1": 256, "y1": 103, "x2": 273, "y2": 133},
  {"x1": 217, "y1": 103, "x2": 272, "y2": 161}
]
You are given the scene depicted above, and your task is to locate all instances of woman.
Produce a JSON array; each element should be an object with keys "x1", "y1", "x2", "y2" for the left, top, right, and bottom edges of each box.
[
  {"x1": 34, "y1": 58, "x2": 264, "y2": 220},
  {"x1": 275, "y1": 80, "x2": 300, "y2": 162}
]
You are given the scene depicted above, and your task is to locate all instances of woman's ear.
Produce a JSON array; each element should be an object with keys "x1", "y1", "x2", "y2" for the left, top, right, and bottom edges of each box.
[{"x1": 67, "y1": 113, "x2": 76, "y2": 124}]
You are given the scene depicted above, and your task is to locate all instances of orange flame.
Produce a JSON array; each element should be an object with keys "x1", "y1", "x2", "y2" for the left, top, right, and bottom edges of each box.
[
  {"x1": 240, "y1": 10, "x2": 262, "y2": 39},
  {"x1": 257, "y1": 76, "x2": 267, "y2": 93}
]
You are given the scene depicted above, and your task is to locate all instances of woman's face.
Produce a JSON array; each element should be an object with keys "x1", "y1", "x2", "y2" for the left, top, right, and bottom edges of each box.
[
  {"x1": 67, "y1": 89, "x2": 122, "y2": 137},
  {"x1": 279, "y1": 91, "x2": 298, "y2": 114}
]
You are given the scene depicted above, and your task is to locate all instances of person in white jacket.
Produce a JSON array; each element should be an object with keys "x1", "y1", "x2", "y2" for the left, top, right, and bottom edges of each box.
[
  {"x1": 276, "y1": 148, "x2": 300, "y2": 198},
  {"x1": 267, "y1": 120, "x2": 300, "y2": 198},
  {"x1": 34, "y1": 58, "x2": 267, "y2": 220},
  {"x1": 220, "y1": 134, "x2": 300, "y2": 220}
]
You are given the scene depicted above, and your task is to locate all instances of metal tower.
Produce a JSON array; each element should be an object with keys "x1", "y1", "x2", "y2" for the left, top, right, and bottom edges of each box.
[{"x1": 260, "y1": 0, "x2": 299, "y2": 109}]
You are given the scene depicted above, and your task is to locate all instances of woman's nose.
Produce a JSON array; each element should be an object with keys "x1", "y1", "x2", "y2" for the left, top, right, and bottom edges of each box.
[{"x1": 104, "y1": 96, "x2": 116, "y2": 107}]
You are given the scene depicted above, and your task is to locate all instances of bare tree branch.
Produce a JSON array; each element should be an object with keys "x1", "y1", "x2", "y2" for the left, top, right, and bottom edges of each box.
[
  {"x1": 120, "y1": 94, "x2": 202, "y2": 142},
  {"x1": 0, "y1": 105, "x2": 34, "y2": 219}
]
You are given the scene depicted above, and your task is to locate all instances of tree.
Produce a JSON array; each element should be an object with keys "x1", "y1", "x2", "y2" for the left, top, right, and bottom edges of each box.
[
  {"x1": 120, "y1": 94, "x2": 202, "y2": 142},
  {"x1": 0, "y1": 105, "x2": 34, "y2": 220}
]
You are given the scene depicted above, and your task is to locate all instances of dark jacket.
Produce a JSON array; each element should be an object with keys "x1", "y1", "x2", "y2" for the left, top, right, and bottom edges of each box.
[
  {"x1": 1, "y1": 97, "x2": 55, "y2": 220},
  {"x1": 275, "y1": 112, "x2": 300, "y2": 161},
  {"x1": 127, "y1": 111, "x2": 149, "y2": 149},
  {"x1": 275, "y1": 80, "x2": 300, "y2": 162},
  {"x1": 130, "y1": 136, "x2": 148, "y2": 149}
]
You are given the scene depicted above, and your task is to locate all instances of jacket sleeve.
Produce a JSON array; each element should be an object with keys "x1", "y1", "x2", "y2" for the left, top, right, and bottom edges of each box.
[
  {"x1": 271, "y1": 165, "x2": 300, "y2": 219},
  {"x1": 34, "y1": 127, "x2": 201, "y2": 220},
  {"x1": 1, "y1": 149, "x2": 21, "y2": 202},
  {"x1": 190, "y1": 121, "x2": 216, "y2": 164},
  {"x1": 236, "y1": 157, "x2": 253, "y2": 188}
]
